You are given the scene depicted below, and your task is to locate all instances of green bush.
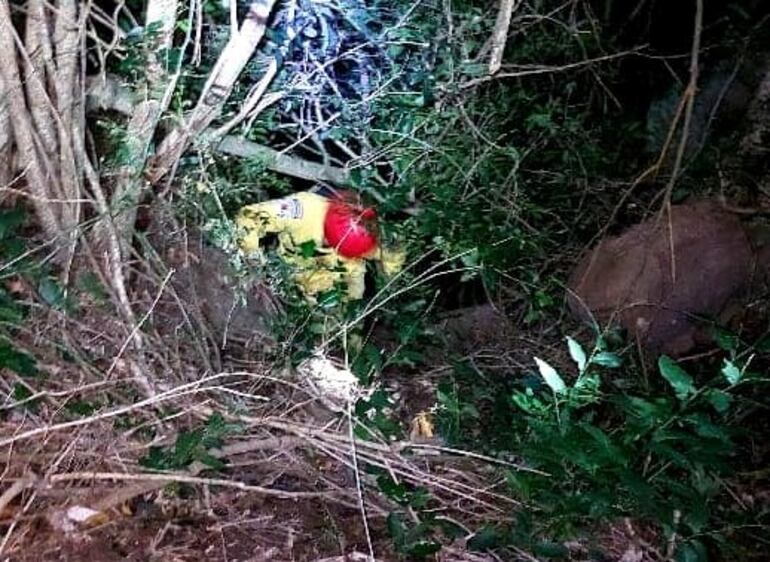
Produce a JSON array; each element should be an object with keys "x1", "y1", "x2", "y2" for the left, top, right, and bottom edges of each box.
[{"x1": 431, "y1": 333, "x2": 769, "y2": 559}]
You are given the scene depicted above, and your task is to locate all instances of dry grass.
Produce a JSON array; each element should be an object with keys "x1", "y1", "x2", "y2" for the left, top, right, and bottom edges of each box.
[
  {"x1": 0, "y1": 218, "x2": 542, "y2": 560},
  {"x1": 0, "y1": 2, "x2": 538, "y2": 554}
]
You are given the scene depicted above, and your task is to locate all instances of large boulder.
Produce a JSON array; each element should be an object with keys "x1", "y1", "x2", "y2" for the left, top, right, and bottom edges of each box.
[{"x1": 567, "y1": 200, "x2": 759, "y2": 357}]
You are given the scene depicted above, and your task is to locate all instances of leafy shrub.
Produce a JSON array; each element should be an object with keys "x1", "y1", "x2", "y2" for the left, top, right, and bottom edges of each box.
[{"x1": 433, "y1": 334, "x2": 768, "y2": 559}]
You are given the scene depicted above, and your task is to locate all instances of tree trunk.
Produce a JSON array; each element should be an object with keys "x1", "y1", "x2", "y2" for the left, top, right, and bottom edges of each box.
[{"x1": 0, "y1": 0, "x2": 62, "y2": 240}]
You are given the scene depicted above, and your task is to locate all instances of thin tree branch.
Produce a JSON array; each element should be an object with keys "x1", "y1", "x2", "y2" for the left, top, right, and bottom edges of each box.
[
  {"x1": 86, "y1": 74, "x2": 351, "y2": 186},
  {"x1": 461, "y1": 48, "x2": 641, "y2": 89},
  {"x1": 488, "y1": 0, "x2": 518, "y2": 75},
  {"x1": 0, "y1": 75, "x2": 12, "y2": 191},
  {"x1": 149, "y1": 0, "x2": 278, "y2": 182},
  {"x1": 53, "y1": 0, "x2": 84, "y2": 236},
  {"x1": 216, "y1": 136, "x2": 351, "y2": 185},
  {"x1": 661, "y1": 0, "x2": 703, "y2": 285},
  {"x1": 24, "y1": 0, "x2": 59, "y2": 160},
  {"x1": 102, "y1": 0, "x2": 180, "y2": 258}
]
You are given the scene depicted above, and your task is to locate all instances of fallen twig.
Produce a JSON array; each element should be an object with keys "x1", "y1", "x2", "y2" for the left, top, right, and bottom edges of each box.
[{"x1": 46, "y1": 471, "x2": 340, "y2": 500}]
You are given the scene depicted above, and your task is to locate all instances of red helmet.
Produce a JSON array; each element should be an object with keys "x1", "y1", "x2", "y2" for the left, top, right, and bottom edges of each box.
[{"x1": 324, "y1": 193, "x2": 378, "y2": 258}]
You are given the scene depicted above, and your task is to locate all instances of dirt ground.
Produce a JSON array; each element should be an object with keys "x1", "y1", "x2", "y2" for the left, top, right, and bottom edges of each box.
[{"x1": 5, "y1": 492, "x2": 392, "y2": 561}]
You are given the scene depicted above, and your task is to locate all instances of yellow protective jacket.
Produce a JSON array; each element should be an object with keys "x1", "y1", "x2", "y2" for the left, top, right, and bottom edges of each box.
[{"x1": 236, "y1": 192, "x2": 404, "y2": 301}]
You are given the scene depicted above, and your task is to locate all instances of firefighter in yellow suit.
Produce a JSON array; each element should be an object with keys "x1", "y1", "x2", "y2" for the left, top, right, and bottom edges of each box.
[
  {"x1": 235, "y1": 191, "x2": 405, "y2": 301},
  {"x1": 237, "y1": 191, "x2": 430, "y2": 432}
]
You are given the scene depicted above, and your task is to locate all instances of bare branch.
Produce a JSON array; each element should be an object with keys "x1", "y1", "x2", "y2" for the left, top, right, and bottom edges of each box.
[
  {"x1": 86, "y1": 74, "x2": 351, "y2": 187},
  {"x1": 47, "y1": 470, "x2": 340, "y2": 500},
  {"x1": 216, "y1": 135, "x2": 351, "y2": 186},
  {"x1": 52, "y1": 0, "x2": 85, "y2": 234},
  {"x1": 488, "y1": 0, "x2": 518, "y2": 75},
  {"x1": 211, "y1": 64, "x2": 282, "y2": 139},
  {"x1": 0, "y1": 75, "x2": 12, "y2": 190},
  {"x1": 24, "y1": 0, "x2": 59, "y2": 159},
  {"x1": 102, "y1": 0, "x2": 180, "y2": 257},
  {"x1": 460, "y1": 48, "x2": 641, "y2": 89},
  {"x1": 149, "y1": 0, "x2": 278, "y2": 182}
]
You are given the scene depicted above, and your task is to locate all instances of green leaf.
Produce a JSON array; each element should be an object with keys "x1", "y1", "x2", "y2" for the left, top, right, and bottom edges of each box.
[
  {"x1": 0, "y1": 340, "x2": 38, "y2": 376},
  {"x1": 684, "y1": 412, "x2": 732, "y2": 443},
  {"x1": 349, "y1": 167, "x2": 363, "y2": 187},
  {"x1": 173, "y1": 429, "x2": 203, "y2": 467},
  {"x1": 355, "y1": 388, "x2": 392, "y2": 417},
  {"x1": 405, "y1": 541, "x2": 441, "y2": 557},
  {"x1": 386, "y1": 513, "x2": 407, "y2": 544},
  {"x1": 534, "y1": 541, "x2": 570, "y2": 558},
  {"x1": 592, "y1": 351, "x2": 622, "y2": 368},
  {"x1": 377, "y1": 474, "x2": 409, "y2": 503},
  {"x1": 202, "y1": 412, "x2": 232, "y2": 447},
  {"x1": 298, "y1": 239, "x2": 317, "y2": 258},
  {"x1": 621, "y1": 396, "x2": 673, "y2": 429},
  {"x1": 721, "y1": 359, "x2": 742, "y2": 385},
  {"x1": 139, "y1": 447, "x2": 169, "y2": 470},
  {"x1": 712, "y1": 327, "x2": 739, "y2": 352},
  {"x1": 573, "y1": 371, "x2": 601, "y2": 397},
  {"x1": 658, "y1": 356, "x2": 695, "y2": 401},
  {"x1": 66, "y1": 401, "x2": 98, "y2": 417},
  {"x1": 371, "y1": 411, "x2": 402, "y2": 438},
  {"x1": 0, "y1": 291, "x2": 24, "y2": 325},
  {"x1": 12, "y1": 383, "x2": 38, "y2": 411},
  {"x1": 351, "y1": 343, "x2": 383, "y2": 384},
  {"x1": 581, "y1": 423, "x2": 625, "y2": 465},
  {"x1": 467, "y1": 526, "x2": 500, "y2": 551},
  {"x1": 506, "y1": 470, "x2": 538, "y2": 499},
  {"x1": 198, "y1": 453, "x2": 226, "y2": 470},
  {"x1": 353, "y1": 423, "x2": 371, "y2": 441},
  {"x1": 38, "y1": 277, "x2": 65, "y2": 309},
  {"x1": 0, "y1": 208, "x2": 26, "y2": 239},
  {"x1": 534, "y1": 357, "x2": 566, "y2": 394},
  {"x1": 676, "y1": 539, "x2": 708, "y2": 562},
  {"x1": 704, "y1": 389, "x2": 732, "y2": 414},
  {"x1": 512, "y1": 390, "x2": 547, "y2": 416},
  {"x1": 138, "y1": 417, "x2": 233, "y2": 471},
  {"x1": 437, "y1": 518, "x2": 466, "y2": 540},
  {"x1": 407, "y1": 487, "x2": 430, "y2": 509},
  {"x1": 566, "y1": 337, "x2": 587, "y2": 372}
]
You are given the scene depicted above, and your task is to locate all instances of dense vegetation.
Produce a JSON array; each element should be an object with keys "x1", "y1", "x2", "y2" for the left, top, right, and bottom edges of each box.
[{"x1": 1, "y1": 0, "x2": 769, "y2": 560}]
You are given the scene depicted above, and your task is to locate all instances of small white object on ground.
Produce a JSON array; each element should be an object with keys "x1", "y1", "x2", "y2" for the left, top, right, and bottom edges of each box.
[
  {"x1": 66, "y1": 505, "x2": 101, "y2": 523},
  {"x1": 297, "y1": 353, "x2": 367, "y2": 409}
]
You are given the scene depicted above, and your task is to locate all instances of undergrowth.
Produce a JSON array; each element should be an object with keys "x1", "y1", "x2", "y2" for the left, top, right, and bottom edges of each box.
[
  {"x1": 156, "y1": 1, "x2": 770, "y2": 559},
  {"x1": 2, "y1": 0, "x2": 769, "y2": 560},
  {"x1": 427, "y1": 333, "x2": 770, "y2": 560}
]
